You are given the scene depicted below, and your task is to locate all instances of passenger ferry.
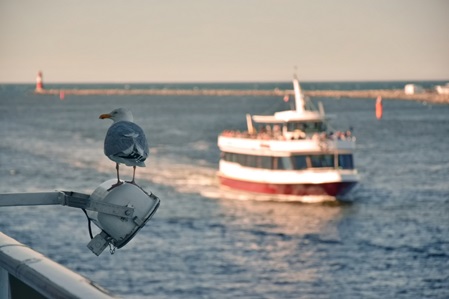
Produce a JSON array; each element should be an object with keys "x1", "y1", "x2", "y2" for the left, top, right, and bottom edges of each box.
[{"x1": 217, "y1": 75, "x2": 359, "y2": 199}]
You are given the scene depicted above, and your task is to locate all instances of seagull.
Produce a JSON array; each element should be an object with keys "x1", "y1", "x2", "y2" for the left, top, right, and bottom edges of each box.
[{"x1": 99, "y1": 108, "x2": 149, "y2": 189}]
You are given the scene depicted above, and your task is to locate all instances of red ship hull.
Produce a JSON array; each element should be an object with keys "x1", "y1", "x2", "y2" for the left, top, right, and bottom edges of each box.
[{"x1": 219, "y1": 175, "x2": 357, "y2": 197}]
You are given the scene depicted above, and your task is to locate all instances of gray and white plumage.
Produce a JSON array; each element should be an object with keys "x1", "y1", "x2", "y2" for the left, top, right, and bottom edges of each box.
[{"x1": 99, "y1": 108, "x2": 149, "y2": 185}]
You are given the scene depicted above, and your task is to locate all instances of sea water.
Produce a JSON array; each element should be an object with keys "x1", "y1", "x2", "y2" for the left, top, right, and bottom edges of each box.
[{"x1": 0, "y1": 82, "x2": 448, "y2": 298}]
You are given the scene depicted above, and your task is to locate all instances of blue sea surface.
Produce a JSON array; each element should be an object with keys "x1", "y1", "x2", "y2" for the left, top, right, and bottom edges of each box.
[{"x1": 0, "y1": 82, "x2": 448, "y2": 298}]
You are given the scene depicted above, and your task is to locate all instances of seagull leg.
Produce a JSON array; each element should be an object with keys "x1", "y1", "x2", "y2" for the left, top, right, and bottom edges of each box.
[
  {"x1": 108, "y1": 163, "x2": 124, "y2": 191},
  {"x1": 126, "y1": 166, "x2": 138, "y2": 185},
  {"x1": 116, "y1": 163, "x2": 121, "y2": 182}
]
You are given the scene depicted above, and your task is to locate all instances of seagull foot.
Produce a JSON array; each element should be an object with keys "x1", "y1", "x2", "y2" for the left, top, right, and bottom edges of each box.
[
  {"x1": 107, "y1": 181, "x2": 124, "y2": 191},
  {"x1": 125, "y1": 180, "x2": 138, "y2": 186}
]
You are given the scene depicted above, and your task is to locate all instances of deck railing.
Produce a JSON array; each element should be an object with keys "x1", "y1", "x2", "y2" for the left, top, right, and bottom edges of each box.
[{"x1": 220, "y1": 130, "x2": 355, "y2": 142}]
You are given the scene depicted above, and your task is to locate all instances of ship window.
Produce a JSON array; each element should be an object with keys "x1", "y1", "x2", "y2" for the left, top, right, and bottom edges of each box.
[
  {"x1": 292, "y1": 155, "x2": 307, "y2": 169},
  {"x1": 310, "y1": 155, "x2": 335, "y2": 168},
  {"x1": 338, "y1": 154, "x2": 354, "y2": 169},
  {"x1": 277, "y1": 156, "x2": 293, "y2": 170},
  {"x1": 223, "y1": 152, "x2": 230, "y2": 161},
  {"x1": 223, "y1": 152, "x2": 238, "y2": 163},
  {"x1": 287, "y1": 122, "x2": 303, "y2": 132},
  {"x1": 236, "y1": 154, "x2": 246, "y2": 165},
  {"x1": 223, "y1": 153, "x2": 350, "y2": 170},
  {"x1": 246, "y1": 155, "x2": 257, "y2": 168},
  {"x1": 223, "y1": 152, "x2": 288, "y2": 170},
  {"x1": 286, "y1": 122, "x2": 326, "y2": 133},
  {"x1": 260, "y1": 156, "x2": 272, "y2": 169}
]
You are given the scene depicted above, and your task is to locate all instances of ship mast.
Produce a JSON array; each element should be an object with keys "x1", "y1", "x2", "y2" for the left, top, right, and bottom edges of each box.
[{"x1": 292, "y1": 74, "x2": 305, "y2": 113}]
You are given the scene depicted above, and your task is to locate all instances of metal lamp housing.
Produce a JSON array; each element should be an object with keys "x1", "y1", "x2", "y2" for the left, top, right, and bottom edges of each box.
[{"x1": 87, "y1": 180, "x2": 160, "y2": 255}]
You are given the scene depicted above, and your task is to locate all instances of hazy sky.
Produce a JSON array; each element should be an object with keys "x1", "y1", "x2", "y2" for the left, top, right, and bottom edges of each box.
[{"x1": 1, "y1": 0, "x2": 448, "y2": 83}]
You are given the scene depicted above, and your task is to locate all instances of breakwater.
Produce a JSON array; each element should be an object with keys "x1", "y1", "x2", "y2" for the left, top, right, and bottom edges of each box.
[{"x1": 34, "y1": 88, "x2": 449, "y2": 104}]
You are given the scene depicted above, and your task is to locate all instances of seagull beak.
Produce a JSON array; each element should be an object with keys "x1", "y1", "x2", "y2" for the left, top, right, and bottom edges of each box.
[{"x1": 99, "y1": 113, "x2": 112, "y2": 119}]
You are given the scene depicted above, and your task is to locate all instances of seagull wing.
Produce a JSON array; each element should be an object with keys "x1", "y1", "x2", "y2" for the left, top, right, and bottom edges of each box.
[{"x1": 104, "y1": 121, "x2": 149, "y2": 166}]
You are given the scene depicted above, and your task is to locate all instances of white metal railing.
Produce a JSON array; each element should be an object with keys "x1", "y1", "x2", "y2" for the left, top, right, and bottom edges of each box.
[{"x1": 0, "y1": 231, "x2": 119, "y2": 299}]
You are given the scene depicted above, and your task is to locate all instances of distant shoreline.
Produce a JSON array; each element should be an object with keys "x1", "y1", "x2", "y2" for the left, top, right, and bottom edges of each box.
[{"x1": 34, "y1": 88, "x2": 449, "y2": 104}]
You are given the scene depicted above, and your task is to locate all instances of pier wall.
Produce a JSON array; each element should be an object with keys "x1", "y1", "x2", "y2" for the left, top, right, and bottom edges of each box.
[{"x1": 35, "y1": 88, "x2": 449, "y2": 104}]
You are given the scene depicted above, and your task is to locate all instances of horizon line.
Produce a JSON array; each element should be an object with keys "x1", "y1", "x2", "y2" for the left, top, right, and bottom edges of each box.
[{"x1": 1, "y1": 78, "x2": 449, "y2": 85}]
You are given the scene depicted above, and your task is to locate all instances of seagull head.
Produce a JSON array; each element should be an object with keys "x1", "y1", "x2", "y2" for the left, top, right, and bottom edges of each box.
[{"x1": 99, "y1": 108, "x2": 134, "y2": 123}]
